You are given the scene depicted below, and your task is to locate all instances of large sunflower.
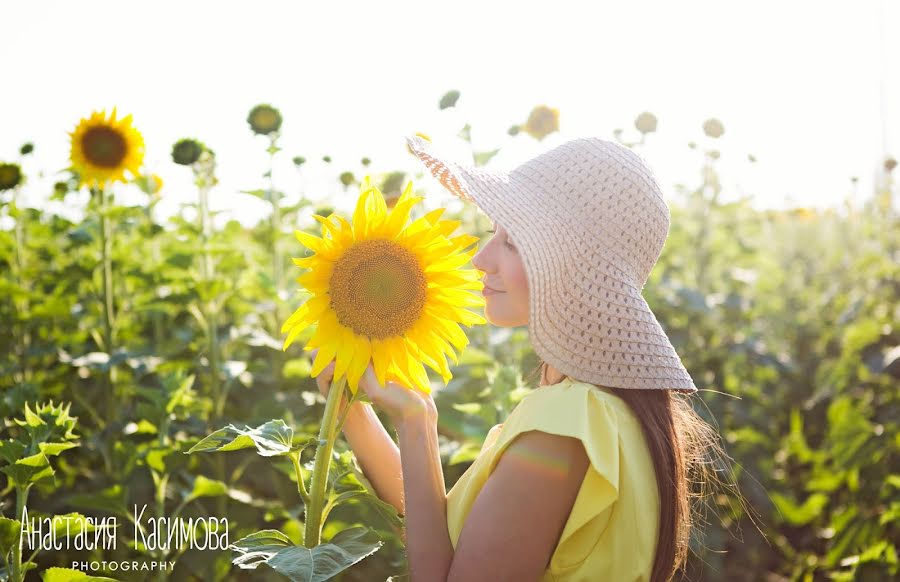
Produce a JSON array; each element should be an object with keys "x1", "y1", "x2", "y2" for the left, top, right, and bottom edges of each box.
[
  {"x1": 281, "y1": 177, "x2": 486, "y2": 395},
  {"x1": 69, "y1": 108, "x2": 145, "y2": 189}
]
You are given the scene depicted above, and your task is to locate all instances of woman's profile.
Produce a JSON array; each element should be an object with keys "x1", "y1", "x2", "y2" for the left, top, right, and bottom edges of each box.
[{"x1": 310, "y1": 133, "x2": 734, "y2": 582}]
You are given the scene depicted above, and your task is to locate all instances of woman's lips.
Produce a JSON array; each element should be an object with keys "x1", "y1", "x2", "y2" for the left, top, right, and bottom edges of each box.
[{"x1": 483, "y1": 286, "x2": 503, "y2": 295}]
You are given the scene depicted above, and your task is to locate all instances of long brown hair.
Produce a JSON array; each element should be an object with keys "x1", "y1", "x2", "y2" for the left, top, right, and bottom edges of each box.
[{"x1": 527, "y1": 360, "x2": 738, "y2": 582}]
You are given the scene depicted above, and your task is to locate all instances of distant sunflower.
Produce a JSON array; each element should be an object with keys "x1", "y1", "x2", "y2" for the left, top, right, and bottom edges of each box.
[
  {"x1": 523, "y1": 105, "x2": 560, "y2": 140},
  {"x1": 0, "y1": 162, "x2": 23, "y2": 191},
  {"x1": 69, "y1": 108, "x2": 144, "y2": 189},
  {"x1": 281, "y1": 177, "x2": 486, "y2": 395}
]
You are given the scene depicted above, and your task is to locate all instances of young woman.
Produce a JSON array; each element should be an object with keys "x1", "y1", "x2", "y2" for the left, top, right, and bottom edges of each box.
[{"x1": 310, "y1": 134, "x2": 728, "y2": 581}]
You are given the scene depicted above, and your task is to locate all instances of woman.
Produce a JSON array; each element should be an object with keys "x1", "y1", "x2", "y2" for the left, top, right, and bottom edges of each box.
[{"x1": 310, "y1": 134, "x2": 727, "y2": 581}]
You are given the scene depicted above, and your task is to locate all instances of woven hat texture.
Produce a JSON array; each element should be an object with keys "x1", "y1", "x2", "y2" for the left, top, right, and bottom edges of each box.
[{"x1": 405, "y1": 134, "x2": 697, "y2": 393}]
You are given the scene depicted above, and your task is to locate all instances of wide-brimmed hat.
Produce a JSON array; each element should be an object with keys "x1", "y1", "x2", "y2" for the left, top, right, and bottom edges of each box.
[{"x1": 405, "y1": 133, "x2": 697, "y2": 393}]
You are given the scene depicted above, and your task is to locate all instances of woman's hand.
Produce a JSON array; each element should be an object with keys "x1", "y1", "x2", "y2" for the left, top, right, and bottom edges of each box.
[
  {"x1": 356, "y1": 361, "x2": 438, "y2": 426},
  {"x1": 307, "y1": 348, "x2": 437, "y2": 426},
  {"x1": 308, "y1": 349, "x2": 350, "y2": 415}
]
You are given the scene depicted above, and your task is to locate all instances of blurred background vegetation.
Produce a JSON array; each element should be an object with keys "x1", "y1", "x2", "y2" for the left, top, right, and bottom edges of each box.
[{"x1": 1, "y1": 91, "x2": 898, "y2": 581}]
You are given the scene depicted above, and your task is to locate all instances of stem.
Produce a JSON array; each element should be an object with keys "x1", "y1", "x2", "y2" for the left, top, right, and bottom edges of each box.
[
  {"x1": 303, "y1": 374, "x2": 347, "y2": 547},
  {"x1": 150, "y1": 217, "x2": 164, "y2": 351},
  {"x1": 197, "y1": 179, "x2": 227, "y2": 522},
  {"x1": 197, "y1": 182, "x2": 222, "y2": 412},
  {"x1": 12, "y1": 486, "x2": 30, "y2": 582},
  {"x1": 12, "y1": 187, "x2": 31, "y2": 385},
  {"x1": 268, "y1": 135, "x2": 284, "y2": 386},
  {"x1": 98, "y1": 185, "x2": 118, "y2": 424},
  {"x1": 290, "y1": 451, "x2": 311, "y2": 507},
  {"x1": 154, "y1": 470, "x2": 169, "y2": 582}
]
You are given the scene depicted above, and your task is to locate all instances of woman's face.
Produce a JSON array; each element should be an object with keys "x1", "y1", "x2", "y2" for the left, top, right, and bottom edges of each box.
[{"x1": 471, "y1": 219, "x2": 530, "y2": 327}]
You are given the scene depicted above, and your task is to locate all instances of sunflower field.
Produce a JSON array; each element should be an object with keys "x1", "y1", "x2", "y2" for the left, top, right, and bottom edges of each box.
[{"x1": 1, "y1": 96, "x2": 898, "y2": 582}]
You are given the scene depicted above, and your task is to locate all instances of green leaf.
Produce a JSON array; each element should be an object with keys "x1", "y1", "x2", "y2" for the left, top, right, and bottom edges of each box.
[
  {"x1": 0, "y1": 440, "x2": 26, "y2": 464},
  {"x1": 448, "y1": 441, "x2": 482, "y2": 466},
  {"x1": 187, "y1": 420, "x2": 293, "y2": 457},
  {"x1": 41, "y1": 567, "x2": 119, "y2": 581},
  {"x1": 232, "y1": 526, "x2": 383, "y2": 582},
  {"x1": 0, "y1": 452, "x2": 55, "y2": 488},
  {"x1": 770, "y1": 491, "x2": 828, "y2": 526},
  {"x1": 283, "y1": 358, "x2": 313, "y2": 379},
  {"x1": 0, "y1": 517, "x2": 21, "y2": 557},
  {"x1": 67, "y1": 485, "x2": 130, "y2": 519},
  {"x1": 457, "y1": 347, "x2": 493, "y2": 366},
  {"x1": 188, "y1": 475, "x2": 229, "y2": 500},
  {"x1": 38, "y1": 442, "x2": 79, "y2": 457},
  {"x1": 451, "y1": 402, "x2": 482, "y2": 415}
]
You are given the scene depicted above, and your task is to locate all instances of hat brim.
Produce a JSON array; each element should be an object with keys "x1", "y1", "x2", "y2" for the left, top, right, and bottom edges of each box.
[{"x1": 405, "y1": 134, "x2": 697, "y2": 394}]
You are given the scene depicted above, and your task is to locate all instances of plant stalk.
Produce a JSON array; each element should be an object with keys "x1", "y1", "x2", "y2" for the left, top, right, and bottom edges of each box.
[{"x1": 303, "y1": 374, "x2": 347, "y2": 547}]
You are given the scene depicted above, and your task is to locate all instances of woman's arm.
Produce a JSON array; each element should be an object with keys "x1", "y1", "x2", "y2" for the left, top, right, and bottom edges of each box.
[
  {"x1": 340, "y1": 401, "x2": 405, "y2": 515},
  {"x1": 396, "y1": 411, "x2": 455, "y2": 581}
]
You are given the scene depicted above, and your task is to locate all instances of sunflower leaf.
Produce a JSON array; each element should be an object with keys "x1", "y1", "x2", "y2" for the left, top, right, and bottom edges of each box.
[{"x1": 187, "y1": 420, "x2": 293, "y2": 457}]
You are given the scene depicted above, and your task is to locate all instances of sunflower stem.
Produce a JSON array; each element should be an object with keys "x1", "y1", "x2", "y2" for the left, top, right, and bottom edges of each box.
[
  {"x1": 196, "y1": 179, "x2": 222, "y2": 410},
  {"x1": 290, "y1": 450, "x2": 310, "y2": 508},
  {"x1": 268, "y1": 134, "x2": 284, "y2": 385},
  {"x1": 146, "y1": 203, "x2": 164, "y2": 352},
  {"x1": 11, "y1": 186, "x2": 31, "y2": 386},
  {"x1": 303, "y1": 373, "x2": 347, "y2": 548},
  {"x1": 196, "y1": 174, "x2": 228, "y2": 520},
  {"x1": 98, "y1": 185, "x2": 118, "y2": 424}
]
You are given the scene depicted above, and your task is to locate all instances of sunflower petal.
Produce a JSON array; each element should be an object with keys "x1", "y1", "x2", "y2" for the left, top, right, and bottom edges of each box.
[
  {"x1": 311, "y1": 342, "x2": 338, "y2": 377},
  {"x1": 332, "y1": 326, "x2": 355, "y2": 384},
  {"x1": 346, "y1": 335, "x2": 371, "y2": 395},
  {"x1": 371, "y1": 338, "x2": 390, "y2": 388}
]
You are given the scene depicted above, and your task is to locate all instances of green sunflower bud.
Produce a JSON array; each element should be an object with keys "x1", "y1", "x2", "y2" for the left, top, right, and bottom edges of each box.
[
  {"x1": 247, "y1": 103, "x2": 282, "y2": 136},
  {"x1": 0, "y1": 162, "x2": 23, "y2": 191},
  {"x1": 171, "y1": 138, "x2": 205, "y2": 166}
]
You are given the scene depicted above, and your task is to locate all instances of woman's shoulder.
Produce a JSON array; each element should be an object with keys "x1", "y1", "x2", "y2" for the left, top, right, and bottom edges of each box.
[{"x1": 521, "y1": 377, "x2": 630, "y2": 414}]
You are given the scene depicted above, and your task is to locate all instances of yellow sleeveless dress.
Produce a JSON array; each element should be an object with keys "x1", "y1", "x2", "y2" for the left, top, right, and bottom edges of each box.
[{"x1": 445, "y1": 378, "x2": 661, "y2": 581}]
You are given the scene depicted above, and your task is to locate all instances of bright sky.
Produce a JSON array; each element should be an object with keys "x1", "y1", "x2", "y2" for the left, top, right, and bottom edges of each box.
[{"x1": 2, "y1": 0, "x2": 897, "y2": 230}]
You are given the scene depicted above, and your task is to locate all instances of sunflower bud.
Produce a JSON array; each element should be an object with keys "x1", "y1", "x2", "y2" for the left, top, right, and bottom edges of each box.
[
  {"x1": 702, "y1": 118, "x2": 725, "y2": 139},
  {"x1": 247, "y1": 104, "x2": 283, "y2": 136},
  {"x1": 634, "y1": 112, "x2": 658, "y2": 134},
  {"x1": 523, "y1": 105, "x2": 560, "y2": 141},
  {"x1": 0, "y1": 162, "x2": 23, "y2": 191},
  {"x1": 339, "y1": 171, "x2": 355, "y2": 187},
  {"x1": 20, "y1": 142, "x2": 34, "y2": 156},
  {"x1": 171, "y1": 138, "x2": 205, "y2": 166},
  {"x1": 293, "y1": 156, "x2": 306, "y2": 167}
]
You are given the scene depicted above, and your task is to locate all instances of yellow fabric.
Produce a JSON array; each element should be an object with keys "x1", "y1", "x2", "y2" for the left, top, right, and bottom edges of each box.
[{"x1": 445, "y1": 378, "x2": 661, "y2": 581}]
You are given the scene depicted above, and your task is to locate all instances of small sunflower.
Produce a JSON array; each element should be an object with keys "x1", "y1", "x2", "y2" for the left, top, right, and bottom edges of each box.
[
  {"x1": 635, "y1": 111, "x2": 658, "y2": 134},
  {"x1": 523, "y1": 105, "x2": 560, "y2": 140},
  {"x1": 69, "y1": 108, "x2": 144, "y2": 189},
  {"x1": 0, "y1": 162, "x2": 23, "y2": 191},
  {"x1": 281, "y1": 177, "x2": 486, "y2": 395},
  {"x1": 171, "y1": 138, "x2": 206, "y2": 166},
  {"x1": 247, "y1": 104, "x2": 282, "y2": 136}
]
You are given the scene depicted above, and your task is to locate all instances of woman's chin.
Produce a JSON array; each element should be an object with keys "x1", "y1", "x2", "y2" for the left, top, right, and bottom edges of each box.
[{"x1": 483, "y1": 304, "x2": 526, "y2": 328}]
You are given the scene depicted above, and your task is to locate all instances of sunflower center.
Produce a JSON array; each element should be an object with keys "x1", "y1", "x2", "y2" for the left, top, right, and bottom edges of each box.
[
  {"x1": 81, "y1": 126, "x2": 128, "y2": 168},
  {"x1": 329, "y1": 239, "x2": 428, "y2": 339}
]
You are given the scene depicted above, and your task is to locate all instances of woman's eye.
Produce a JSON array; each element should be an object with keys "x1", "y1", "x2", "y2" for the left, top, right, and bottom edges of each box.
[{"x1": 487, "y1": 228, "x2": 515, "y2": 250}]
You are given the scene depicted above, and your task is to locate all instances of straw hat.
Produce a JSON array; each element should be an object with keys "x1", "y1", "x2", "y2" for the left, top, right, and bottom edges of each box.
[{"x1": 405, "y1": 133, "x2": 697, "y2": 393}]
